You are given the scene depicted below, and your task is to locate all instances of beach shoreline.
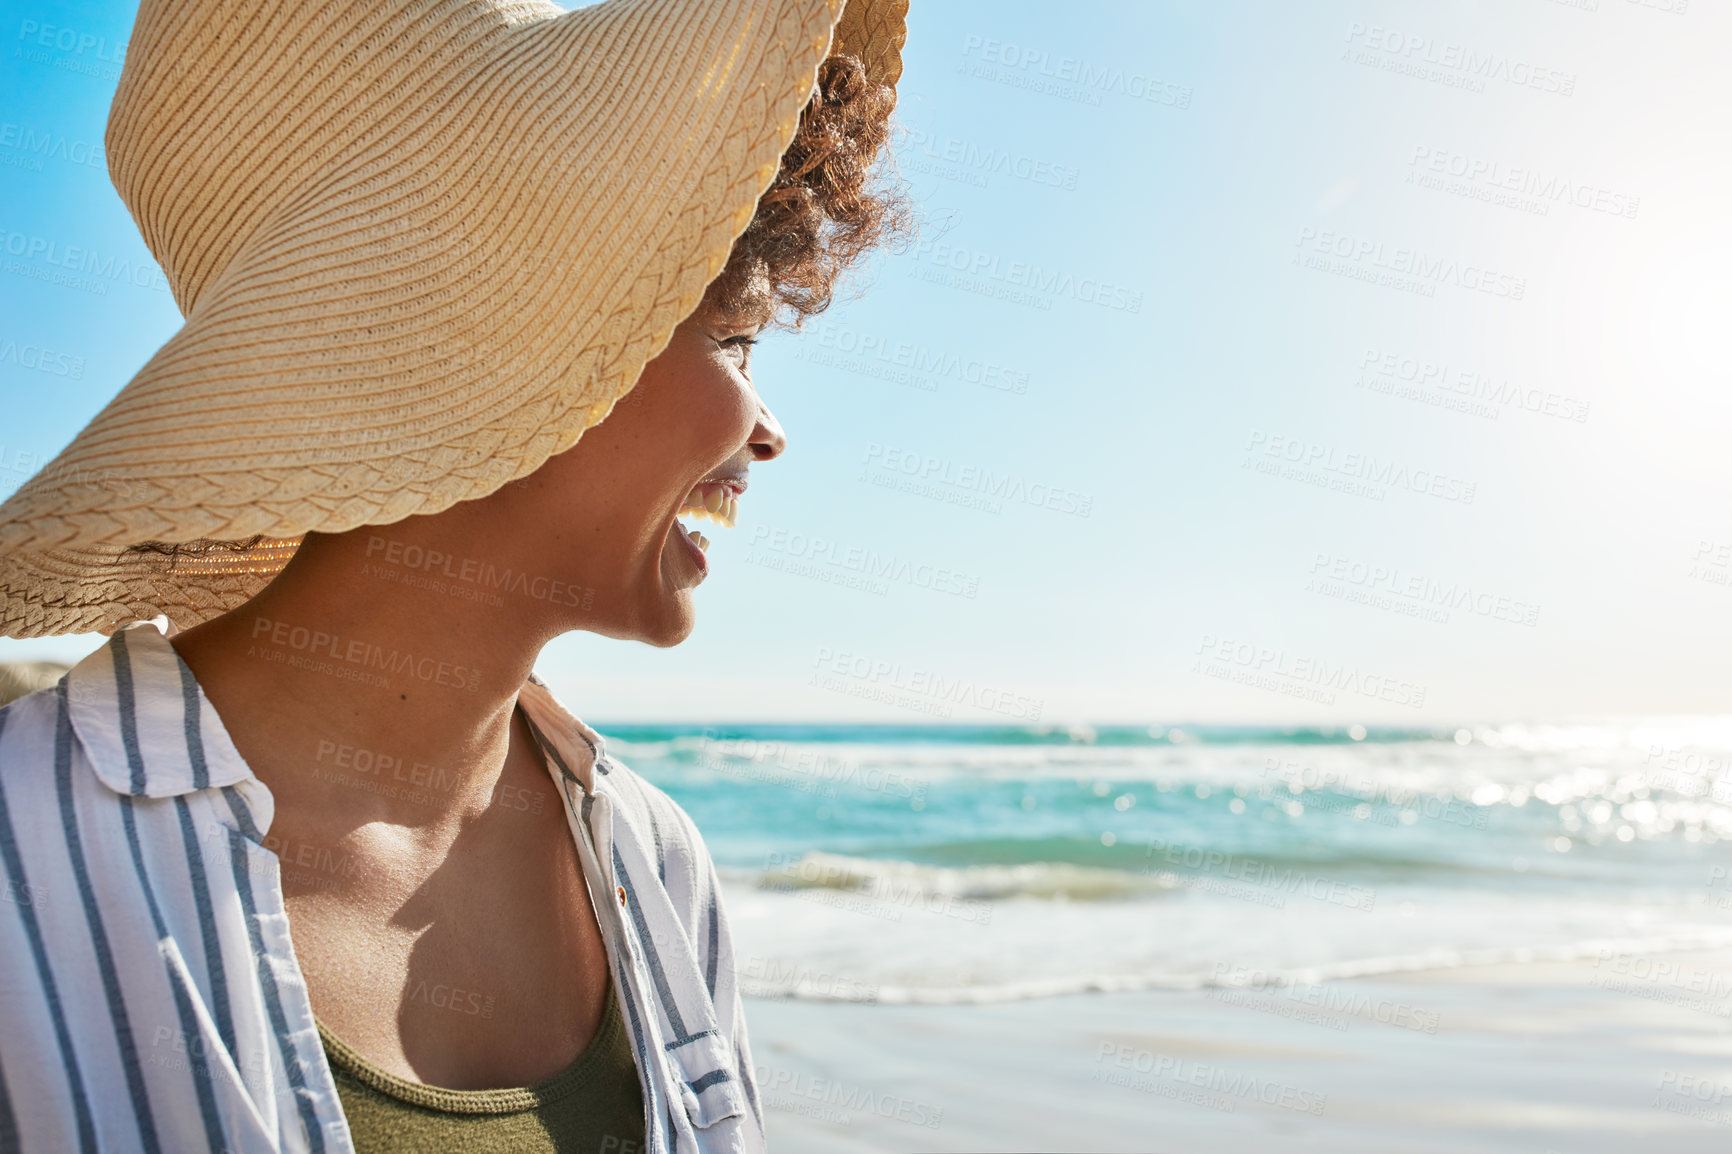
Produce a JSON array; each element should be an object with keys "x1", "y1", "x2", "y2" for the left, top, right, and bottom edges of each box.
[{"x1": 745, "y1": 946, "x2": 1732, "y2": 1153}]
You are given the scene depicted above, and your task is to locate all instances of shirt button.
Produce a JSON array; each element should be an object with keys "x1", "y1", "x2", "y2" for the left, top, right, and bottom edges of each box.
[{"x1": 617, "y1": 885, "x2": 627, "y2": 907}]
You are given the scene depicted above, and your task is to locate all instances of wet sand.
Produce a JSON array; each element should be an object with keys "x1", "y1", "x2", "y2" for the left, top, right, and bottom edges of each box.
[{"x1": 744, "y1": 948, "x2": 1732, "y2": 1153}]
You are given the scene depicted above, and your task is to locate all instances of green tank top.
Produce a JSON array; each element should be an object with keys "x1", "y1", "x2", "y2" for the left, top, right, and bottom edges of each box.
[{"x1": 318, "y1": 981, "x2": 646, "y2": 1154}]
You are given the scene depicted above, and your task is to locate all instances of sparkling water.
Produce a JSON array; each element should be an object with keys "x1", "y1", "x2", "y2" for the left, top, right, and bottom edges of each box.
[{"x1": 600, "y1": 720, "x2": 1732, "y2": 1003}]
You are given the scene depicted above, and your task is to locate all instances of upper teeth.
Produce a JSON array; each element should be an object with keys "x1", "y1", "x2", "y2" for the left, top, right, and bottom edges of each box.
[{"x1": 682, "y1": 483, "x2": 737, "y2": 528}]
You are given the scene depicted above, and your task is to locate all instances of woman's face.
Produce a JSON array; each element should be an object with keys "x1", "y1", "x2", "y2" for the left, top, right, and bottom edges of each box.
[{"x1": 451, "y1": 294, "x2": 784, "y2": 647}]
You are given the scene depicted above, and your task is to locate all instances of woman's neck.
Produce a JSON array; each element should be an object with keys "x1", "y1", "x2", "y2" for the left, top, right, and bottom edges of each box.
[{"x1": 169, "y1": 528, "x2": 557, "y2": 839}]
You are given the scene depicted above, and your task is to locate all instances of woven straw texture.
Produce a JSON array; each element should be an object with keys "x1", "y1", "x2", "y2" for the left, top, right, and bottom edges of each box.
[{"x1": 0, "y1": 0, "x2": 908, "y2": 638}]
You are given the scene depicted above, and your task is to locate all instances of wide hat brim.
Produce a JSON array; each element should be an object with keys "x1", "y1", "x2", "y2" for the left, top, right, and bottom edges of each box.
[{"x1": 0, "y1": 0, "x2": 907, "y2": 638}]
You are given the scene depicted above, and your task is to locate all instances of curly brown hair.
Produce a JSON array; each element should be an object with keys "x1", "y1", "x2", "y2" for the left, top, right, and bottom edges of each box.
[
  {"x1": 121, "y1": 55, "x2": 908, "y2": 565},
  {"x1": 704, "y1": 52, "x2": 911, "y2": 327}
]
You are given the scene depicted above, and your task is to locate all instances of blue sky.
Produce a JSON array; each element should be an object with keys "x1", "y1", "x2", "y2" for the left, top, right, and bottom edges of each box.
[{"x1": 2, "y1": 0, "x2": 1729, "y2": 724}]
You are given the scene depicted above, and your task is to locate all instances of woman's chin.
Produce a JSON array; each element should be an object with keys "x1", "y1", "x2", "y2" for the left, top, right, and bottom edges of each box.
[
  {"x1": 639, "y1": 601, "x2": 696, "y2": 648},
  {"x1": 634, "y1": 572, "x2": 699, "y2": 648},
  {"x1": 565, "y1": 579, "x2": 695, "y2": 647}
]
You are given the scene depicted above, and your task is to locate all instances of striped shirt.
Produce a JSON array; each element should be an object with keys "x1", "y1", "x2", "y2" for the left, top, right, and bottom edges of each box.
[{"x1": 0, "y1": 621, "x2": 764, "y2": 1154}]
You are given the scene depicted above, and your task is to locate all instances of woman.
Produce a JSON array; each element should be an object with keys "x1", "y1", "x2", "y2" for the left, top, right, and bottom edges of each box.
[{"x1": 0, "y1": 0, "x2": 910, "y2": 1150}]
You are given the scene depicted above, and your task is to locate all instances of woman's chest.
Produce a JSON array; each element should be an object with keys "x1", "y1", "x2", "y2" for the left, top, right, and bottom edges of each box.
[{"x1": 279, "y1": 821, "x2": 615, "y2": 1090}]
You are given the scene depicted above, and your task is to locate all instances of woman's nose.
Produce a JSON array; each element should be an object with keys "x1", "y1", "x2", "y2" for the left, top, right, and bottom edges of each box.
[{"x1": 750, "y1": 400, "x2": 787, "y2": 461}]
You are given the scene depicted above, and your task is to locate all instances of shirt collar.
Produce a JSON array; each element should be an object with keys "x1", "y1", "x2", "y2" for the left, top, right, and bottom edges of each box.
[
  {"x1": 517, "y1": 673, "x2": 607, "y2": 798},
  {"x1": 64, "y1": 619, "x2": 260, "y2": 799}
]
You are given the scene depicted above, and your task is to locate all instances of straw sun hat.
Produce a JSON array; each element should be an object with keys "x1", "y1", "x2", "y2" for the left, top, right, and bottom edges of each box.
[{"x1": 0, "y1": 0, "x2": 907, "y2": 638}]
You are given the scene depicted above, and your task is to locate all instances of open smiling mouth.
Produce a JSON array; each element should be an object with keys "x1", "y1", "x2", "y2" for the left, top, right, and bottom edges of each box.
[{"x1": 674, "y1": 481, "x2": 740, "y2": 557}]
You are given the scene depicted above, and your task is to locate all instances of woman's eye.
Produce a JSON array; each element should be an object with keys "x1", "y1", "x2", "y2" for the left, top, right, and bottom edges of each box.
[{"x1": 721, "y1": 334, "x2": 758, "y2": 368}]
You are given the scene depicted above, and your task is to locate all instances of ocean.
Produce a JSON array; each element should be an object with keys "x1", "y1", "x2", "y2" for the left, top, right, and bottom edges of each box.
[{"x1": 599, "y1": 720, "x2": 1732, "y2": 1004}]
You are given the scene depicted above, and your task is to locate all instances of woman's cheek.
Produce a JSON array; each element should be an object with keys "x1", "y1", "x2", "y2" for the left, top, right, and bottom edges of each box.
[
  {"x1": 722, "y1": 375, "x2": 761, "y2": 439},
  {"x1": 682, "y1": 375, "x2": 753, "y2": 451}
]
